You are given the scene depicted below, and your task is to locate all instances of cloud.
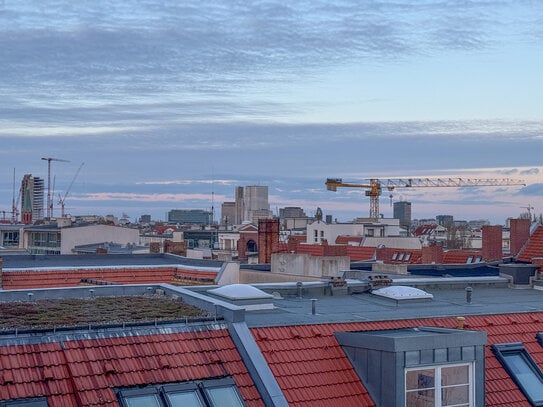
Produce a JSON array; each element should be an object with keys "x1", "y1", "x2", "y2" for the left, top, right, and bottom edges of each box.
[
  {"x1": 1, "y1": 1, "x2": 542, "y2": 131},
  {"x1": 73, "y1": 192, "x2": 229, "y2": 203},
  {"x1": 518, "y1": 184, "x2": 543, "y2": 197},
  {"x1": 520, "y1": 168, "x2": 540, "y2": 175}
]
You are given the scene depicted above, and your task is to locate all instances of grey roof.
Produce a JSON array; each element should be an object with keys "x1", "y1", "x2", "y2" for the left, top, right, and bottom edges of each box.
[
  {"x1": 0, "y1": 253, "x2": 224, "y2": 270},
  {"x1": 241, "y1": 278, "x2": 543, "y2": 328}
]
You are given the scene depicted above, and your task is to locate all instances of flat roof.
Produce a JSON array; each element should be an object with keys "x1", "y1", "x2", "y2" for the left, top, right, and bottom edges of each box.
[
  {"x1": 0, "y1": 253, "x2": 224, "y2": 270},
  {"x1": 242, "y1": 281, "x2": 543, "y2": 327}
]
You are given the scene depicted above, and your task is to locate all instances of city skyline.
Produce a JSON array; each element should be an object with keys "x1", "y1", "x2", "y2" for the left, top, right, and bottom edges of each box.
[{"x1": 1, "y1": 1, "x2": 542, "y2": 224}]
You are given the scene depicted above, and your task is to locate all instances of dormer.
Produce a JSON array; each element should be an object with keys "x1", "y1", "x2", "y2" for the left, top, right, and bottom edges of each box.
[{"x1": 335, "y1": 326, "x2": 486, "y2": 406}]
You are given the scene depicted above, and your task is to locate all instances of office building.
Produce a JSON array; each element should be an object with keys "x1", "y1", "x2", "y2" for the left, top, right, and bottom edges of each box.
[
  {"x1": 167, "y1": 209, "x2": 212, "y2": 225},
  {"x1": 393, "y1": 201, "x2": 411, "y2": 229}
]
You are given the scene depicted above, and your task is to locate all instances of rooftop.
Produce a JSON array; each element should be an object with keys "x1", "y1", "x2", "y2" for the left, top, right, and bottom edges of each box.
[
  {"x1": 240, "y1": 277, "x2": 543, "y2": 327},
  {"x1": 0, "y1": 294, "x2": 208, "y2": 331},
  {"x1": 0, "y1": 253, "x2": 224, "y2": 270}
]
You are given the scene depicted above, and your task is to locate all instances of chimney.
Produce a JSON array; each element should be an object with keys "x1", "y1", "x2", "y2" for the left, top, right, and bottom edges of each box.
[
  {"x1": 421, "y1": 245, "x2": 444, "y2": 264},
  {"x1": 482, "y1": 225, "x2": 503, "y2": 261},
  {"x1": 510, "y1": 218, "x2": 531, "y2": 256}
]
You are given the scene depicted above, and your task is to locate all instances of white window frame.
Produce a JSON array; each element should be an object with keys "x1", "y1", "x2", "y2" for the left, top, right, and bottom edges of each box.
[{"x1": 405, "y1": 362, "x2": 474, "y2": 407}]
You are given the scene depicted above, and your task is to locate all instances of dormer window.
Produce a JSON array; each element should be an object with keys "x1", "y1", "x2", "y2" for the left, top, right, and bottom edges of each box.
[
  {"x1": 335, "y1": 326, "x2": 486, "y2": 406},
  {"x1": 406, "y1": 363, "x2": 473, "y2": 406}
]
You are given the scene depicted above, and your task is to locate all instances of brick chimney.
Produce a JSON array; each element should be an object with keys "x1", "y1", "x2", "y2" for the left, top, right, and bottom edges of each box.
[
  {"x1": 237, "y1": 235, "x2": 247, "y2": 260},
  {"x1": 482, "y1": 225, "x2": 503, "y2": 261},
  {"x1": 421, "y1": 245, "x2": 444, "y2": 264},
  {"x1": 510, "y1": 218, "x2": 531, "y2": 256},
  {"x1": 258, "y1": 219, "x2": 279, "y2": 264}
]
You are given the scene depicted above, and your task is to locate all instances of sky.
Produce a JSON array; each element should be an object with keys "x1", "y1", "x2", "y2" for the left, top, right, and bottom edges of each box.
[{"x1": 0, "y1": 0, "x2": 542, "y2": 225}]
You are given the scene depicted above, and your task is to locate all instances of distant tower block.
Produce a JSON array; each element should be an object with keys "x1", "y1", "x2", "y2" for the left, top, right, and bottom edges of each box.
[{"x1": 393, "y1": 201, "x2": 411, "y2": 229}]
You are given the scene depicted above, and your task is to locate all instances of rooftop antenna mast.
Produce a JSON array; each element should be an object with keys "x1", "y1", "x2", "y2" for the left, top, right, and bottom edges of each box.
[{"x1": 41, "y1": 157, "x2": 70, "y2": 219}]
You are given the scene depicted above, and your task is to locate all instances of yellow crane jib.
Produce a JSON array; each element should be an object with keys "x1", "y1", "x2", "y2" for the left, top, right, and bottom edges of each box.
[{"x1": 325, "y1": 177, "x2": 526, "y2": 220}]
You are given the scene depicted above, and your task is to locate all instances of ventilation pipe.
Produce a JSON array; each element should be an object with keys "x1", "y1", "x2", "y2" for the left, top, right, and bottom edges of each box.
[
  {"x1": 465, "y1": 286, "x2": 473, "y2": 304},
  {"x1": 456, "y1": 316, "x2": 466, "y2": 330}
]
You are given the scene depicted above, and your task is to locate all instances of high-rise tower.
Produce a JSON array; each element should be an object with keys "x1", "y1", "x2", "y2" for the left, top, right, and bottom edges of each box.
[{"x1": 20, "y1": 174, "x2": 44, "y2": 224}]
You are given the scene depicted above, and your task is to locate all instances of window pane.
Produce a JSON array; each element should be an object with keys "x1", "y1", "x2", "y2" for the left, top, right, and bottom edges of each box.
[
  {"x1": 406, "y1": 389, "x2": 435, "y2": 406},
  {"x1": 406, "y1": 369, "x2": 435, "y2": 390},
  {"x1": 166, "y1": 391, "x2": 203, "y2": 407},
  {"x1": 503, "y1": 353, "x2": 543, "y2": 400},
  {"x1": 442, "y1": 365, "x2": 469, "y2": 386},
  {"x1": 442, "y1": 384, "x2": 469, "y2": 406},
  {"x1": 205, "y1": 386, "x2": 244, "y2": 407},
  {"x1": 125, "y1": 395, "x2": 161, "y2": 407}
]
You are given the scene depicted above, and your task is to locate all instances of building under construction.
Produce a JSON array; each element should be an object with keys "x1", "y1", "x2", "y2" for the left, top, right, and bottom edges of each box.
[{"x1": 20, "y1": 174, "x2": 44, "y2": 224}]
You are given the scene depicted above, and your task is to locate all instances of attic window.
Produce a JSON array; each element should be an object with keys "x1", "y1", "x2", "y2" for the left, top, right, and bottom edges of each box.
[
  {"x1": 392, "y1": 252, "x2": 398, "y2": 260},
  {"x1": 406, "y1": 363, "x2": 473, "y2": 407},
  {"x1": 1, "y1": 398, "x2": 49, "y2": 407},
  {"x1": 117, "y1": 378, "x2": 244, "y2": 407},
  {"x1": 398, "y1": 253, "x2": 405, "y2": 261},
  {"x1": 492, "y1": 342, "x2": 543, "y2": 406},
  {"x1": 467, "y1": 256, "x2": 473, "y2": 264},
  {"x1": 405, "y1": 253, "x2": 412, "y2": 261}
]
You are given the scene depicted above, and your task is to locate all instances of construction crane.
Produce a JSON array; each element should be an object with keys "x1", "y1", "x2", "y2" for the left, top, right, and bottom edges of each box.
[
  {"x1": 326, "y1": 177, "x2": 526, "y2": 219},
  {"x1": 41, "y1": 157, "x2": 70, "y2": 219},
  {"x1": 58, "y1": 162, "x2": 84, "y2": 217},
  {"x1": 11, "y1": 168, "x2": 20, "y2": 223},
  {"x1": 520, "y1": 204, "x2": 535, "y2": 219}
]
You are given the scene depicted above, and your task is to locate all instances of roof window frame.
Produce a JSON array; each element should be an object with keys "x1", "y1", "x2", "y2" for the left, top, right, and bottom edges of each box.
[
  {"x1": 1, "y1": 398, "x2": 49, "y2": 407},
  {"x1": 492, "y1": 342, "x2": 543, "y2": 406},
  {"x1": 117, "y1": 377, "x2": 244, "y2": 407}
]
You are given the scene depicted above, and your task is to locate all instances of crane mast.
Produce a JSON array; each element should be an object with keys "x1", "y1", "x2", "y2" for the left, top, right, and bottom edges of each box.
[
  {"x1": 41, "y1": 157, "x2": 70, "y2": 219},
  {"x1": 326, "y1": 177, "x2": 526, "y2": 220}
]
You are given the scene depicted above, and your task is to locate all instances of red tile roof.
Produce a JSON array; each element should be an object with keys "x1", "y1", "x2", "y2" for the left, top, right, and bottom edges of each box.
[
  {"x1": 335, "y1": 236, "x2": 363, "y2": 245},
  {"x1": 2, "y1": 267, "x2": 219, "y2": 290},
  {"x1": 0, "y1": 328, "x2": 263, "y2": 406},
  {"x1": 517, "y1": 225, "x2": 543, "y2": 263},
  {"x1": 252, "y1": 312, "x2": 543, "y2": 406},
  {"x1": 442, "y1": 250, "x2": 483, "y2": 264},
  {"x1": 413, "y1": 224, "x2": 438, "y2": 236},
  {"x1": 345, "y1": 246, "x2": 376, "y2": 261}
]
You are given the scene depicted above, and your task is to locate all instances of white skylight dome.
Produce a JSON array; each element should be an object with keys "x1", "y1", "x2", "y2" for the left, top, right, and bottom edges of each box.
[
  {"x1": 208, "y1": 284, "x2": 274, "y2": 300},
  {"x1": 372, "y1": 286, "x2": 433, "y2": 301}
]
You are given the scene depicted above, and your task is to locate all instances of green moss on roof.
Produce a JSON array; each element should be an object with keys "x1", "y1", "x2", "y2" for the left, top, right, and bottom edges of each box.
[{"x1": 0, "y1": 296, "x2": 208, "y2": 330}]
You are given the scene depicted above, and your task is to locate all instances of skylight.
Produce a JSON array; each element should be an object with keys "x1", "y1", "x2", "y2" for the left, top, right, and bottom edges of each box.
[
  {"x1": 1, "y1": 398, "x2": 49, "y2": 407},
  {"x1": 492, "y1": 342, "x2": 543, "y2": 406},
  {"x1": 372, "y1": 286, "x2": 433, "y2": 301},
  {"x1": 117, "y1": 378, "x2": 243, "y2": 407},
  {"x1": 207, "y1": 284, "x2": 273, "y2": 300}
]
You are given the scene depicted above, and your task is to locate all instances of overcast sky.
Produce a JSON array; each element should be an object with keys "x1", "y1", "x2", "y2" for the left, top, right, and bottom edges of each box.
[{"x1": 1, "y1": 0, "x2": 542, "y2": 224}]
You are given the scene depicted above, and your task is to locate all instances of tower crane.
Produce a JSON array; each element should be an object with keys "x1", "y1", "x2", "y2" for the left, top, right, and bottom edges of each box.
[
  {"x1": 326, "y1": 177, "x2": 526, "y2": 219},
  {"x1": 58, "y1": 162, "x2": 84, "y2": 217},
  {"x1": 41, "y1": 157, "x2": 70, "y2": 219}
]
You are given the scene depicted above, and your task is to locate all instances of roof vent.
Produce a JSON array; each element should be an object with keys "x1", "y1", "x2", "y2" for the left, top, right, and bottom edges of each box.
[
  {"x1": 103, "y1": 362, "x2": 116, "y2": 375},
  {"x1": 1, "y1": 371, "x2": 14, "y2": 385}
]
